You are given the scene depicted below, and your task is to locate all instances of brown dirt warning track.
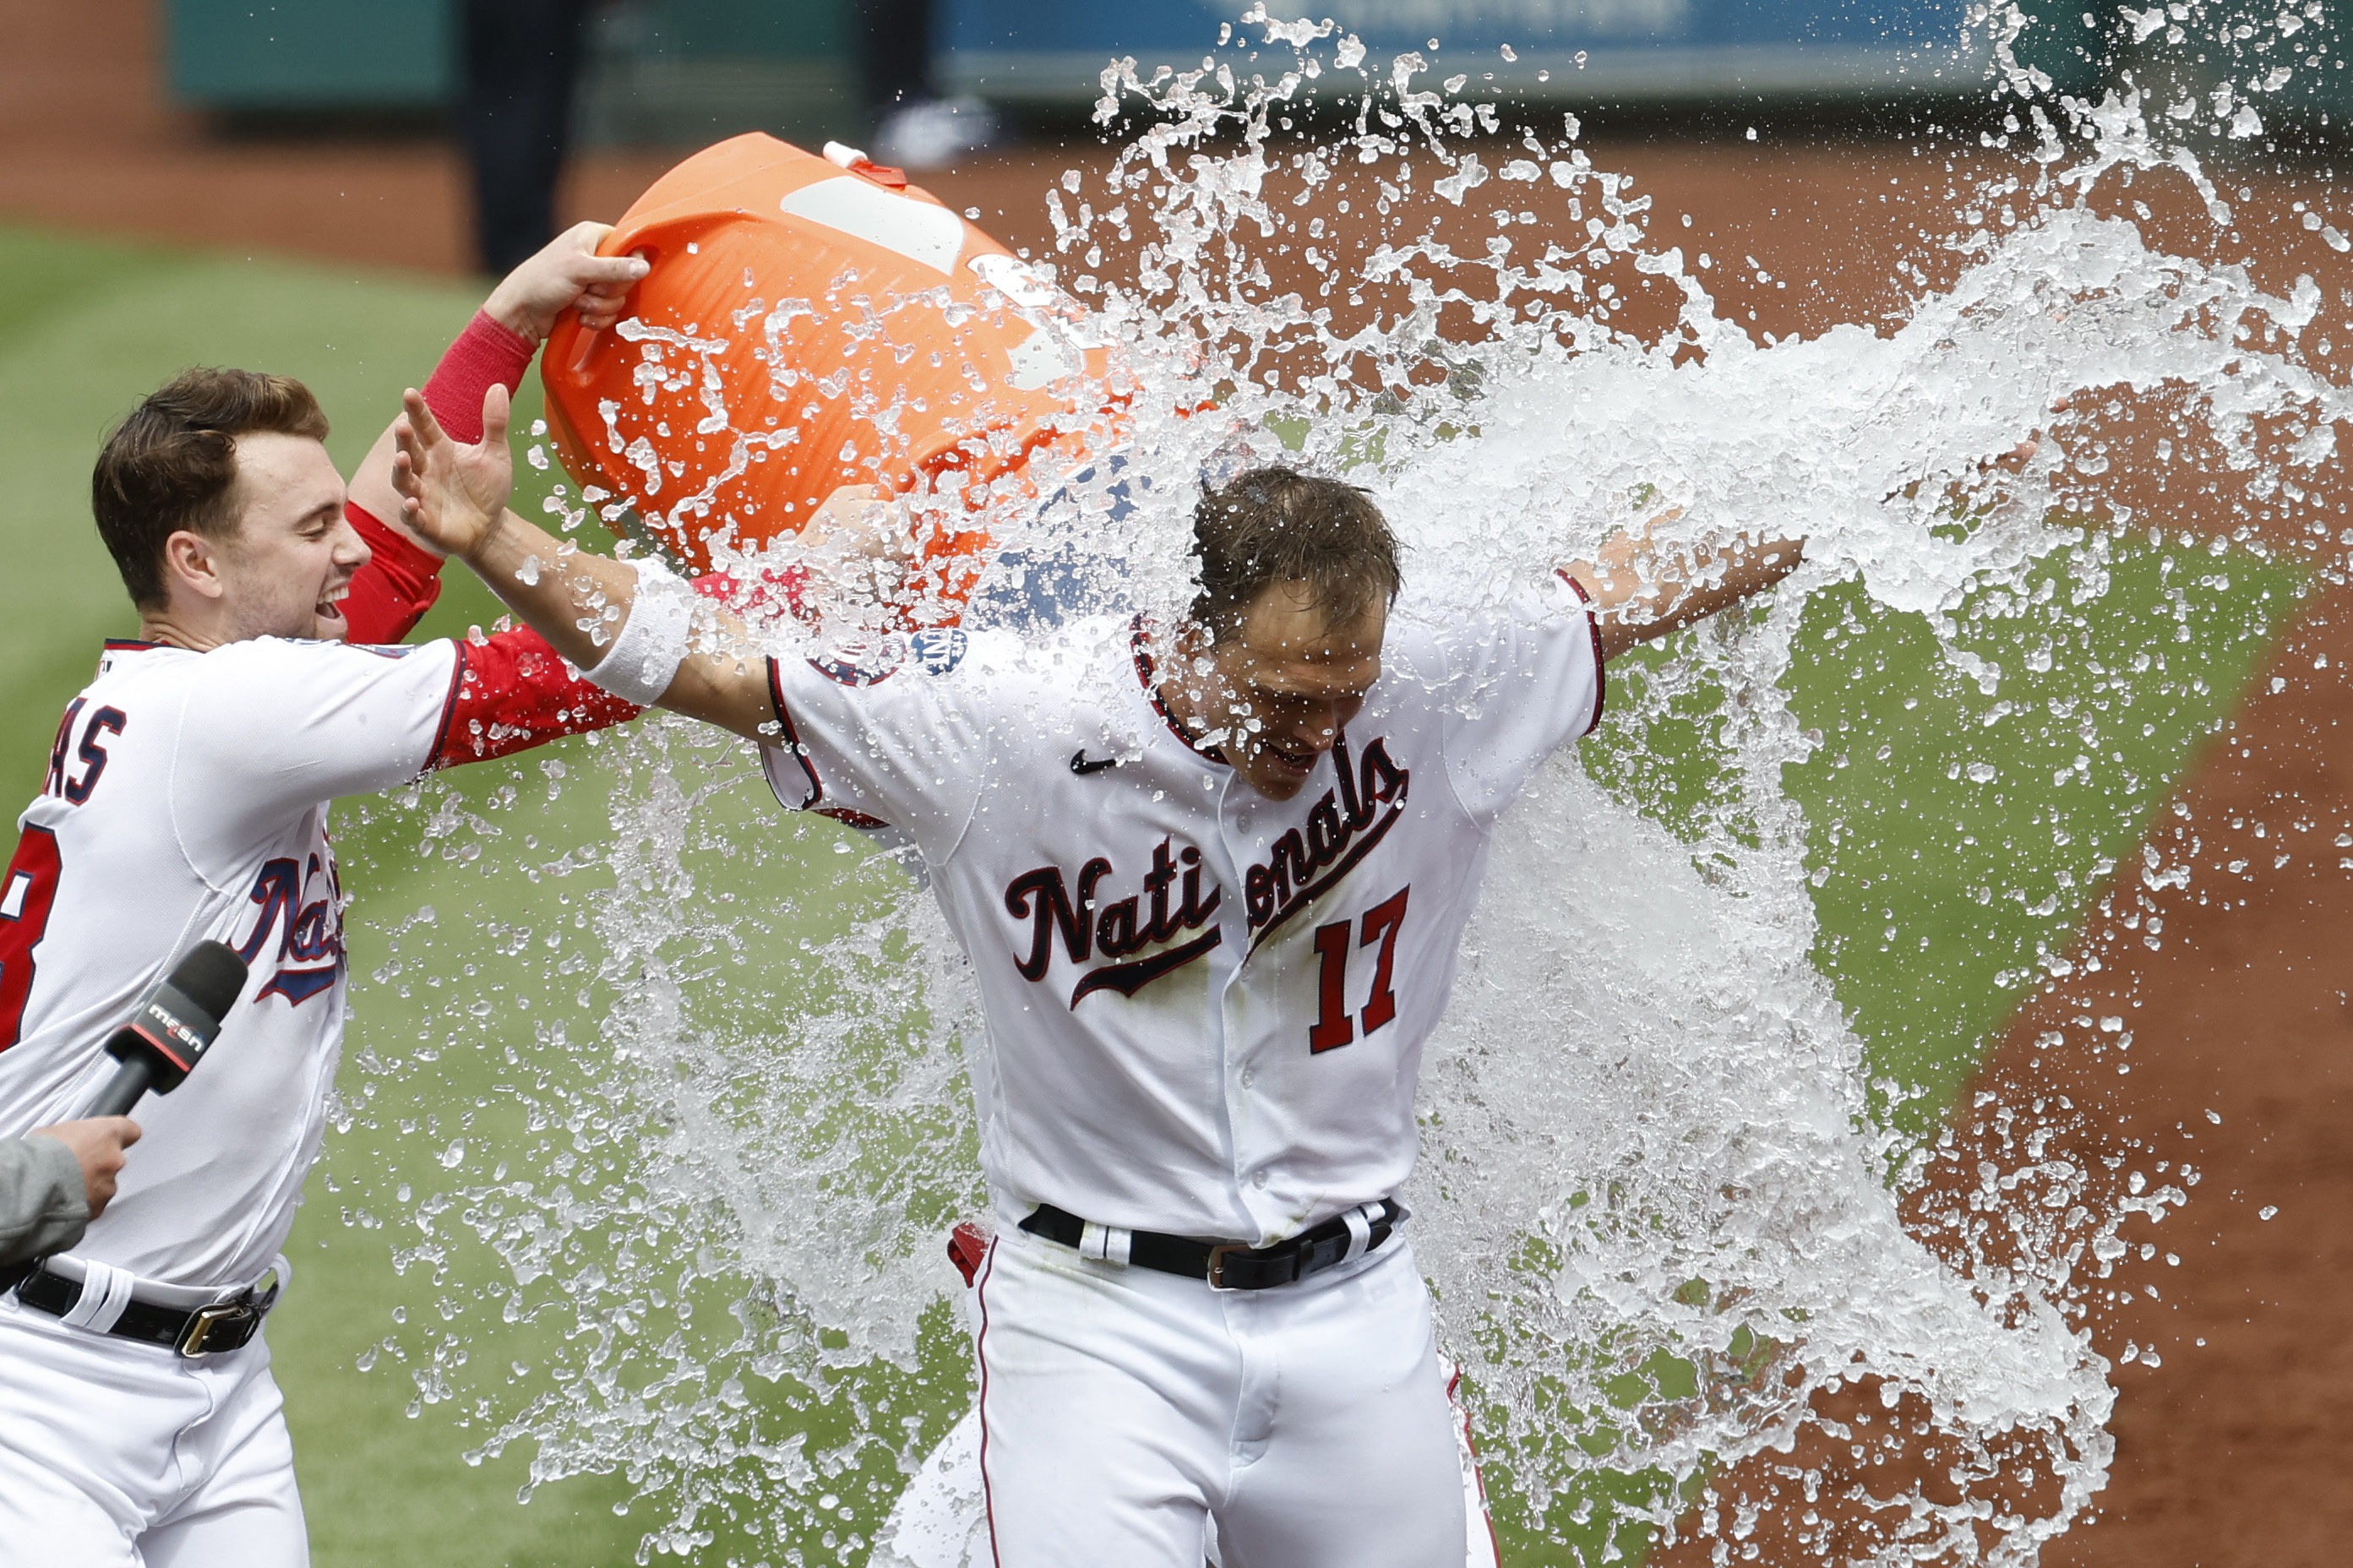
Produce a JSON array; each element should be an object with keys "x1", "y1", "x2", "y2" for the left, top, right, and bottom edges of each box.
[{"x1": 8, "y1": 3, "x2": 2353, "y2": 1560}]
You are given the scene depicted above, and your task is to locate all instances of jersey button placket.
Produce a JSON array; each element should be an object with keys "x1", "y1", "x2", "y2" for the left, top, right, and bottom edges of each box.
[{"x1": 1216, "y1": 774, "x2": 1267, "y2": 1228}]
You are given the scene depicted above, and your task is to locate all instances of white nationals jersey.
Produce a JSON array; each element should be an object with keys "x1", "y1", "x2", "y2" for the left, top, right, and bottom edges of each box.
[
  {"x1": 0, "y1": 636, "x2": 465, "y2": 1290},
  {"x1": 761, "y1": 578, "x2": 1604, "y2": 1247}
]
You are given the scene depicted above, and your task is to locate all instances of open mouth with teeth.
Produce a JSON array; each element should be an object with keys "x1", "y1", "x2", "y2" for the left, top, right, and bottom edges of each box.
[{"x1": 314, "y1": 583, "x2": 351, "y2": 636}]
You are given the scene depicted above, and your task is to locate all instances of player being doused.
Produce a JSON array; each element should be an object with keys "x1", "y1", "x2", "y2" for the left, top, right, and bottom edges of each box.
[{"x1": 395, "y1": 373, "x2": 1803, "y2": 1565}]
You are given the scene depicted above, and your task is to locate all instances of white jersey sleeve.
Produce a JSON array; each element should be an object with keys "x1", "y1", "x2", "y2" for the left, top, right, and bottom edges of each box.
[
  {"x1": 1417, "y1": 572, "x2": 1606, "y2": 825},
  {"x1": 168, "y1": 637, "x2": 459, "y2": 883},
  {"x1": 757, "y1": 629, "x2": 995, "y2": 863}
]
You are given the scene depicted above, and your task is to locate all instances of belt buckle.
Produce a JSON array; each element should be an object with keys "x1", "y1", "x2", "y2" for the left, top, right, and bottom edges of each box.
[
  {"x1": 177, "y1": 1301, "x2": 252, "y2": 1358},
  {"x1": 1206, "y1": 1243, "x2": 1250, "y2": 1292}
]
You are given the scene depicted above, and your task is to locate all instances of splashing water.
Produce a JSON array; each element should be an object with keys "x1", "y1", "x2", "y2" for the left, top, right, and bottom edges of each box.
[{"x1": 335, "y1": 4, "x2": 2351, "y2": 1562}]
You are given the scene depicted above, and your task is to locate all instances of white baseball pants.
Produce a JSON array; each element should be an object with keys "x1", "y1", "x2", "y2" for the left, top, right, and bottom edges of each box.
[
  {"x1": 883, "y1": 1226, "x2": 1486, "y2": 1568},
  {"x1": 0, "y1": 1292, "x2": 308, "y2": 1566}
]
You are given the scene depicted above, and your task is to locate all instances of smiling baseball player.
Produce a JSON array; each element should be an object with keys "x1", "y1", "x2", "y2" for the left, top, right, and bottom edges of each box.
[
  {"x1": 0, "y1": 230, "x2": 666, "y2": 1565},
  {"x1": 395, "y1": 390, "x2": 1800, "y2": 1564}
]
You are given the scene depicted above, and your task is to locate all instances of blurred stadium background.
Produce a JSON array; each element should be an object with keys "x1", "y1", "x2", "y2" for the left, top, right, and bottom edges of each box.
[{"x1": 5, "y1": 2, "x2": 2353, "y2": 1564}]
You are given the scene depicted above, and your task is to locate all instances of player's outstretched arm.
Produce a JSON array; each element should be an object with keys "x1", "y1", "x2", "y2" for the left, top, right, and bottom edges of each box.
[
  {"x1": 347, "y1": 223, "x2": 649, "y2": 553},
  {"x1": 1564, "y1": 518, "x2": 1804, "y2": 661},
  {"x1": 1559, "y1": 432, "x2": 2043, "y2": 660},
  {"x1": 391, "y1": 386, "x2": 780, "y2": 743}
]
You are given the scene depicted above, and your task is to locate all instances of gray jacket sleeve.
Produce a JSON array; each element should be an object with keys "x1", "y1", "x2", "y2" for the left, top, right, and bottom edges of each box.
[{"x1": 0, "y1": 1135, "x2": 88, "y2": 1266}]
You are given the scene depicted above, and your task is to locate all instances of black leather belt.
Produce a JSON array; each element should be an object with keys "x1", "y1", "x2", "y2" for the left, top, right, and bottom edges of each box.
[
  {"x1": 11, "y1": 1263, "x2": 277, "y2": 1358},
  {"x1": 1019, "y1": 1198, "x2": 1407, "y2": 1291}
]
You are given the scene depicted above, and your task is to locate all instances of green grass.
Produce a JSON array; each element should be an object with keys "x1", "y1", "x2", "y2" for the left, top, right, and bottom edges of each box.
[
  {"x1": 0, "y1": 222, "x2": 2304, "y2": 1566},
  {"x1": 1785, "y1": 547, "x2": 2300, "y2": 1135},
  {"x1": 1546, "y1": 544, "x2": 2298, "y2": 1565},
  {"x1": 1587, "y1": 537, "x2": 2299, "y2": 1144}
]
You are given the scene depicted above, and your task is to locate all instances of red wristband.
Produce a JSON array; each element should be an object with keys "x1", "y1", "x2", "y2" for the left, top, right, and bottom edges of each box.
[{"x1": 422, "y1": 310, "x2": 537, "y2": 445}]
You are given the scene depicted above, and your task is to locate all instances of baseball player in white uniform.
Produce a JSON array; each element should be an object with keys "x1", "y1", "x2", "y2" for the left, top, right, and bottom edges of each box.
[
  {"x1": 0, "y1": 232, "x2": 651, "y2": 1565},
  {"x1": 395, "y1": 388, "x2": 1801, "y2": 1565}
]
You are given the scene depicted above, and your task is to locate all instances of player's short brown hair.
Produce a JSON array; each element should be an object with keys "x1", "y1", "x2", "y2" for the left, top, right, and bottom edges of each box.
[
  {"x1": 90, "y1": 368, "x2": 331, "y2": 611},
  {"x1": 1190, "y1": 467, "x2": 1403, "y2": 638}
]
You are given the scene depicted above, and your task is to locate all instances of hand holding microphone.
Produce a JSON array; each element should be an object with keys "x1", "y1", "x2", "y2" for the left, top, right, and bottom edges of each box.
[
  {"x1": 82, "y1": 942, "x2": 250, "y2": 1119},
  {"x1": 2, "y1": 945, "x2": 248, "y2": 1278}
]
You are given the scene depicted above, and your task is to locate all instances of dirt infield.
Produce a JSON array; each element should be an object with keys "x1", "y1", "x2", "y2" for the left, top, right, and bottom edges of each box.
[{"x1": 8, "y1": 4, "x2": 2353, "y2": 1561}]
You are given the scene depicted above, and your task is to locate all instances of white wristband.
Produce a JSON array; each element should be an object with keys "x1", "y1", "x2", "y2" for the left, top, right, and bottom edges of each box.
[{"x1": 583, "y1": 558, "x2": 692, "y2": 705}]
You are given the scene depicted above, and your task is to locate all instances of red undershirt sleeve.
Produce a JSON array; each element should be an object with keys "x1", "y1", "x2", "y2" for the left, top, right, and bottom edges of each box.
[
  {"x1": 340, "y1": 503, "x2": 447, "y2": 645},
  {"x1": 427, "y1": 627, "x2": 645, "y2": 770},
  {"x1": 420, "y1": 570, "x2": 810, "y2": 770},
  {"x1": 338, "y1": 310, "x2": 540, "y2": 644}
]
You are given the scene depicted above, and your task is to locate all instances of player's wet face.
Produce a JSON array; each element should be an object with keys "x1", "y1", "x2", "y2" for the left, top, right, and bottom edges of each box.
[
  {"x1": 1198, "y1": 582, "x2": 1386, "y2": 801},
  {"x1": 213, "y1": 433, "x2": 371, "y2": 643}
]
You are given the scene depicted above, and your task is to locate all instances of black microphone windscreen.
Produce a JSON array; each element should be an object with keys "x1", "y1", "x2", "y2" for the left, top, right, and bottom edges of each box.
[{"x1": 169, "y1": 941, "x2": 249, "y2": 1023}]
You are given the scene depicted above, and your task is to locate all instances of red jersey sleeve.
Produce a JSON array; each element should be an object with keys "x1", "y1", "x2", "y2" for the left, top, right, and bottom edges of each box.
[{"x1": 340, "y1": 503, "x2": 446, "y2": 645}]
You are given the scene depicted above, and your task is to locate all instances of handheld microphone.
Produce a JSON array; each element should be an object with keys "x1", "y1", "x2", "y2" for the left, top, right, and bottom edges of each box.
[{"x1": 82, "y1": 942, "x2": 250, "y2": 1118}]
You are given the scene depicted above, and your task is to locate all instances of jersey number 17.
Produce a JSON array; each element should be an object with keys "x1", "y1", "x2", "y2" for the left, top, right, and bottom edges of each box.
[{"x1": 1307, "y1": 886, "x2": 1409, "y2": 1054}]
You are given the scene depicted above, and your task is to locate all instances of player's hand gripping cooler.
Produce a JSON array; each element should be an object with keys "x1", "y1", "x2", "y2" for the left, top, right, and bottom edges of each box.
[{"x1": 538, "y1": 133, "x2": 1129, "y2": 628}]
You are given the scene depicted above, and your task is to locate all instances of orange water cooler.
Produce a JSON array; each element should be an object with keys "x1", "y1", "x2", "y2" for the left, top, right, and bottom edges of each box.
[{"x1": 540, "y1": 133, "x2": 1122, "y2": 623}]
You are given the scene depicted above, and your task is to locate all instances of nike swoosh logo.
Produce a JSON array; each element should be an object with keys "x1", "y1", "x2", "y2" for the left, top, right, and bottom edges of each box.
[{"x1": 1070, "y1": 749, "x2": 1121, "y2": 776}]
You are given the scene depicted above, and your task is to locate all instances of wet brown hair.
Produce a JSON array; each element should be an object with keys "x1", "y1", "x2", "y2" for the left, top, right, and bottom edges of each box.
[
  {"x1": 1190, "y1": 466, "x2": 1403, "y2": 638},
  {"x1": 91, "y1": 368, "x2": 330, "y2": 610}
]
